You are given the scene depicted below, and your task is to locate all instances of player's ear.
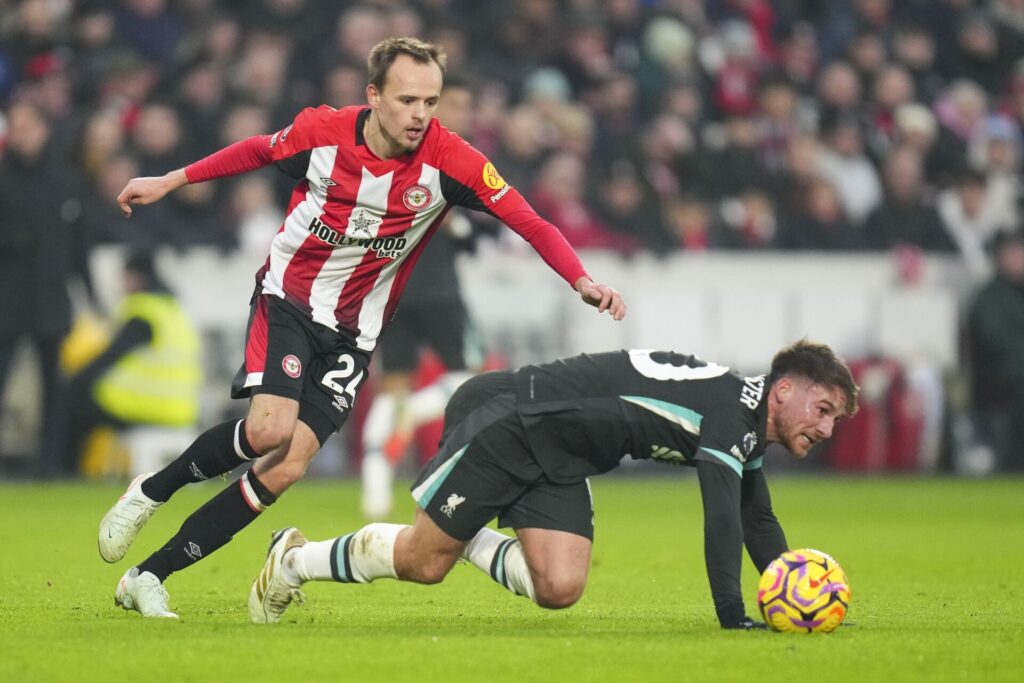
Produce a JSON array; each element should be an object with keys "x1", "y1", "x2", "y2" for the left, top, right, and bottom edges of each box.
[
  {"x1": 773, "y1": 376, "x2": 793, "y2": 403},
  {"x1": 366, "y1": 84, "x2": 380, "y2": 107}
]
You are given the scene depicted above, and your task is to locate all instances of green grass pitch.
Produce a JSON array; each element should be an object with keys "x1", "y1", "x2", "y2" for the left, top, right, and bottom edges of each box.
[{"x1": 1, "y1": 475, "x2": 1021, "y2": 682}]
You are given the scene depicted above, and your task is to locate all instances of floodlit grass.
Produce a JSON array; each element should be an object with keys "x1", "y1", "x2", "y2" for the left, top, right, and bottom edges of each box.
[{"x1": 1, "y1": 475, "x2": 1021, "y2": 682}]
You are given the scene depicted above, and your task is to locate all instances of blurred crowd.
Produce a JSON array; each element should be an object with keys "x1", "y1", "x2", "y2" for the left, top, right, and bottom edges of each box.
[
  {"x1": 2, "y1": 0, "x2": 1024, "y2": 474},
  {"x1": 0, "y1": 0, "x2": 1022, "y2": 266}
]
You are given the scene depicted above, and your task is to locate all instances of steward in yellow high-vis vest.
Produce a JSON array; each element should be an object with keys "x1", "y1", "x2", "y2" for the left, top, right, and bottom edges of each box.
[
  {"x1": 93, "y1": 291, "x2": 201, "y2": 426},
  {"x1": 67, "y1": 252, "x2": 203, "y2": 474}
]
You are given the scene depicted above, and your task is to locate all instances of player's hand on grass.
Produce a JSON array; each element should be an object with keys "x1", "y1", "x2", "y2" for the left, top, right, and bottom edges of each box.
[
  {"x1": 574, "y1": 277, "x2": 626, "y2": 321},
  {"x1": 723, "y1": 616, "x2": 769, "y2": 631},
  {"x1": 117, "y1": 169, "x2": 189, "y2": 217}
]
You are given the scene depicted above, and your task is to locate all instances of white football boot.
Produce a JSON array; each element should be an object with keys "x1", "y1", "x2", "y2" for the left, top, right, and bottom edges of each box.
[
  {"x1": 115, "y1": 567, "x2": 178, "y2": 619},
  {"x1": 98, "y1": 473, "x2": 161, "y2": 563},
  {"x1": 249, "y1": 527, "x2": 308, "y2": 624}
]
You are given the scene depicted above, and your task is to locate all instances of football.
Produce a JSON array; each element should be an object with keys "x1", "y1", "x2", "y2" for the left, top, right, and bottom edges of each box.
[{"x1": 757, "y1": 548, "x2": 851, "y2": 633}]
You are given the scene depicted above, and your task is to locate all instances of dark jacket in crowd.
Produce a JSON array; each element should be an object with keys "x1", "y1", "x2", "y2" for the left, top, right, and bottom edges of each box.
[{"x1": 0, "y1": 145, "x2": 87, "y2": 338}]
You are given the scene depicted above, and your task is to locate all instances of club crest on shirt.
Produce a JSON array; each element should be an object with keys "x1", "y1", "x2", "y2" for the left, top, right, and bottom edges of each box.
[
  {"x1": 402, "y1": 184, "x2": 432, "y2": 211},
  {"x1": 743, "y1": 431, "x2": 758, "y2": 456},
  {"x1": 282, "y1": 354, "x2": 302, "y2": 378},
  {"x1": 482, "y1": 162, "x2": 506, "y2": 190}
]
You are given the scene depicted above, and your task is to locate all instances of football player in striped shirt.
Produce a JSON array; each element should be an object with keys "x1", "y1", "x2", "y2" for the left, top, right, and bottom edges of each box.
[{"x1": 100, "y1": 37, "x2": 626, "y2": 618}]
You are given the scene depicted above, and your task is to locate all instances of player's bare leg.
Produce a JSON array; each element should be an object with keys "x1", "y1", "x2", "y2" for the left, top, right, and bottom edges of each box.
[
  {"x1": 515, "y1": 527, "x2": 591, "y2": 608},
  {"x1": 251, "y1": 419, "x2": 322, "y2": 496},
  {"x1": 250, "y1": 508, "x2": 467, "y2": 622},
  {"x1": 463, "y1": 526, "x2": 591, "y2": 608}
]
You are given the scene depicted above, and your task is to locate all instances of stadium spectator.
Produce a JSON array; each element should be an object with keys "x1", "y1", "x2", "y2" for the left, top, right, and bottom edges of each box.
[
  {"x1": 864, "y1": 63, "x2": 917, "y2": 160},
  {"x1": 98, "y1": 37, "x2": 626, "y2": 619},
  {"x1": 0, "y1": 100, "x2": 89, "y2": 477},
  {"x1": 700, "y1": 115, "x2": 768, "y2": 201},
  {"x1": 717, "y1": 189, "x2": 778, "y2": 250},
  {"x1": 67, "y1": 251, "x2": 201, "y2": 473},
  {"x1": 815, "y1": 61, "x2": 866, "y2": 132},
  {"x1": 946, "y1": 11, "x2": 1009, "y2": 96},
  {"x1": 777, "y1": 177, "x2": 860, "y2": 251},
  {"x1": 864, "y1": 146, "x2": 954, "y2": 251},
  {"x1": 816, "y1": 114, "x2": 882, "y2": 225},
  {"x1": 967, "y1": 229, "x2": 1024, "y2": 471},
  {"x1": 938, "y1": 168, "x2": 1015, "y2": 281},
  {"x1": 0, "y1": 0, "x2": 1016, "y2": 259},
  {"x1": 248, "y1": 341, "x2": 858, "y2": 630},
  {"x1": 892, "y1": 22, "x2": 945, "y2": 105},
  {"x1": 115, "y1": 0, "x2": 182, "y2": 65},
  {"x1": 594, "y1": 159, "x2": 671, "y2": 252},
  {"x1": 932, "y1": 80, "x2": 990, "y2": 186},
  {"x1": 528, "y1": 151, "x2": 638, "y2": 253}
]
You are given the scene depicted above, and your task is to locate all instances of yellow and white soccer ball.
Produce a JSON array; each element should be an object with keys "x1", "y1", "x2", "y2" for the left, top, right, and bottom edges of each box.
[{"x1": 757, "y1": 548, "x2": 851, "y2": 633}]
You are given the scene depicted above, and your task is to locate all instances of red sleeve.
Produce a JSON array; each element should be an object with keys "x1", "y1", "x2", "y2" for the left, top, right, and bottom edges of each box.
[
  {"x1": 183, "y1": 135, "x2": 273, "y2": 183},
  {"x1": 436, "y1": 131, "x2": 589, "y2": 288},
  {"x1": 492, "y1": 197, "x2": 590, "y2": 287}
]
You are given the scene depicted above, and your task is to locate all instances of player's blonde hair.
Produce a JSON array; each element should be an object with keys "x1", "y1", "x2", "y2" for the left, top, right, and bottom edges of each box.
[{"x1": 367, "y1": 37, "x2": 447, "y2": 91}]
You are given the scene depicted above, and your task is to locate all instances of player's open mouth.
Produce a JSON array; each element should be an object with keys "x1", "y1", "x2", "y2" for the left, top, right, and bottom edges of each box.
[
  {"x1": 406, "y1": 128, "x2": 423, "y2": 140},
  {"x1": 800, "y1": 434, "x2": 814, "y2": 447}
]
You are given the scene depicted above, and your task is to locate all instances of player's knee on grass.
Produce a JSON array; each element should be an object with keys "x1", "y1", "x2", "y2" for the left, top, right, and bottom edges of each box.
[
  {"x1": 532, "y1": 570, "x2": 586, "y2": 609},
  {"x1": 399, "y1": 551, "x2": 459, "y2": 584}
]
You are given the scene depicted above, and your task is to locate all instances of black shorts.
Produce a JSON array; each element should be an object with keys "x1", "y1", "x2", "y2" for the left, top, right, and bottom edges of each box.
[
  {"x1": 231, "y1": 294, "x2": 370, "y2": 444},
  {"x1": 377, "y1": 297, "x2": 469, "y2": 373},
  {"x1": 410, "y1": 371, "x2": 594, "y2": 541}
]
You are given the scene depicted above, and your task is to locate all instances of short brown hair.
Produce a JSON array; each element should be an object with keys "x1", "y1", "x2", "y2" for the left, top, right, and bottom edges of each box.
[
  {"x1": 367, "y1": 37, "x2": 447, "y2": 90},
  {"x1": 768, "y1": 339, "x2": 859, "y2": 417}
]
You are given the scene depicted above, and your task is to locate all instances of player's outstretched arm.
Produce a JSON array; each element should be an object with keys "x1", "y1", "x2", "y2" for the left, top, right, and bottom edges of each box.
[
  {"x1": 117, "y1": 169, "x2": 188, "y2": 217},
  {"x1": 574, "y1": 276, "x2": 627, "y2": 321}
]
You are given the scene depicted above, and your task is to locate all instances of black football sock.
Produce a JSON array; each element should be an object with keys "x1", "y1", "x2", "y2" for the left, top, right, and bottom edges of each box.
[
  {"x1": 141, "y1": 419, "x2": 261, "y2": 502},
  {"x1": 137, "y1": 469, "x2": 277, "y2": 582}
]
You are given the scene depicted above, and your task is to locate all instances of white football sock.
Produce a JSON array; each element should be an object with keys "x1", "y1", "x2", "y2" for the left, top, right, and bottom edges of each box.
[
  {"x1": 463, "y1": 527, "x2": 536, "y2": 601},
  {"x1": 287, "y1": 523, "x2": 405, "y2": 584}
]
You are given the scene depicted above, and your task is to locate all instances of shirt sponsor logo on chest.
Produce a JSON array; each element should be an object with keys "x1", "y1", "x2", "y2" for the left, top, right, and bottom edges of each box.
[{"x1": 307, "y1": 212, "x2": 407, "y2": 259}]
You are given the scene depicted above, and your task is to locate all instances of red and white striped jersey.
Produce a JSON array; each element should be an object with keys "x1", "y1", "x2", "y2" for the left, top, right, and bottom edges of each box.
[{"x1": 186, "y1": 105, "x2": 588, "y2": 352}]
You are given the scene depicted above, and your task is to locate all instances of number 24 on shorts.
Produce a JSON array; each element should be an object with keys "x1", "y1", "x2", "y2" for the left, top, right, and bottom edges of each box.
[{"x1": 321, "y1": 353, "x2": 365, "y2": 412}]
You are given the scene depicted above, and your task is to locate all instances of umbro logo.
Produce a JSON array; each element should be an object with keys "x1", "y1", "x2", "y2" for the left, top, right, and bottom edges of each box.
[
  {"x1": 184, "y1": 541, "x2": 202, "y2": 560},
  {"x1": 189, "y1": 462, "x2": 207, "y2": 481},
  {"x1": 320, "y1": 177, "x2": 336, "y2": 187},
  {"x1": 332, "y1": 395, "x2": 349, "y2": 413}
]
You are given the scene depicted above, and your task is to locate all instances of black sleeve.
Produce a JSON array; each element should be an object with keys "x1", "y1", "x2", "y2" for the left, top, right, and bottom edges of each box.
[
  {"x1": 274, "y1": 149, "x2": 312, "y2": 180},
  {"x1": 696, "y1": 458, "x2": 745, "y2": 628},
  {"x1": 440, "y1": 171, "x2": 499, "y2": 218},
  {"x1": 740, "y1": 467, "x2": 788, "y2": 574},
  {"x1": 73, "y1": 318, "x2": 153, "y2": 386}
]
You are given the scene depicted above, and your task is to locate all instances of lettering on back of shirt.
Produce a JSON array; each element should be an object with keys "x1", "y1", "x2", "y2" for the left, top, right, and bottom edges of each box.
[{"x1": 739, "y1": 375, "x2": 765, "y2": 410}]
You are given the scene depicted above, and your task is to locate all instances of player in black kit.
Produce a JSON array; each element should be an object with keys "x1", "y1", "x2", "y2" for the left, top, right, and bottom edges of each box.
[{"x1": 249, "y1": 340, "x2": 858, "y2": 629}]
